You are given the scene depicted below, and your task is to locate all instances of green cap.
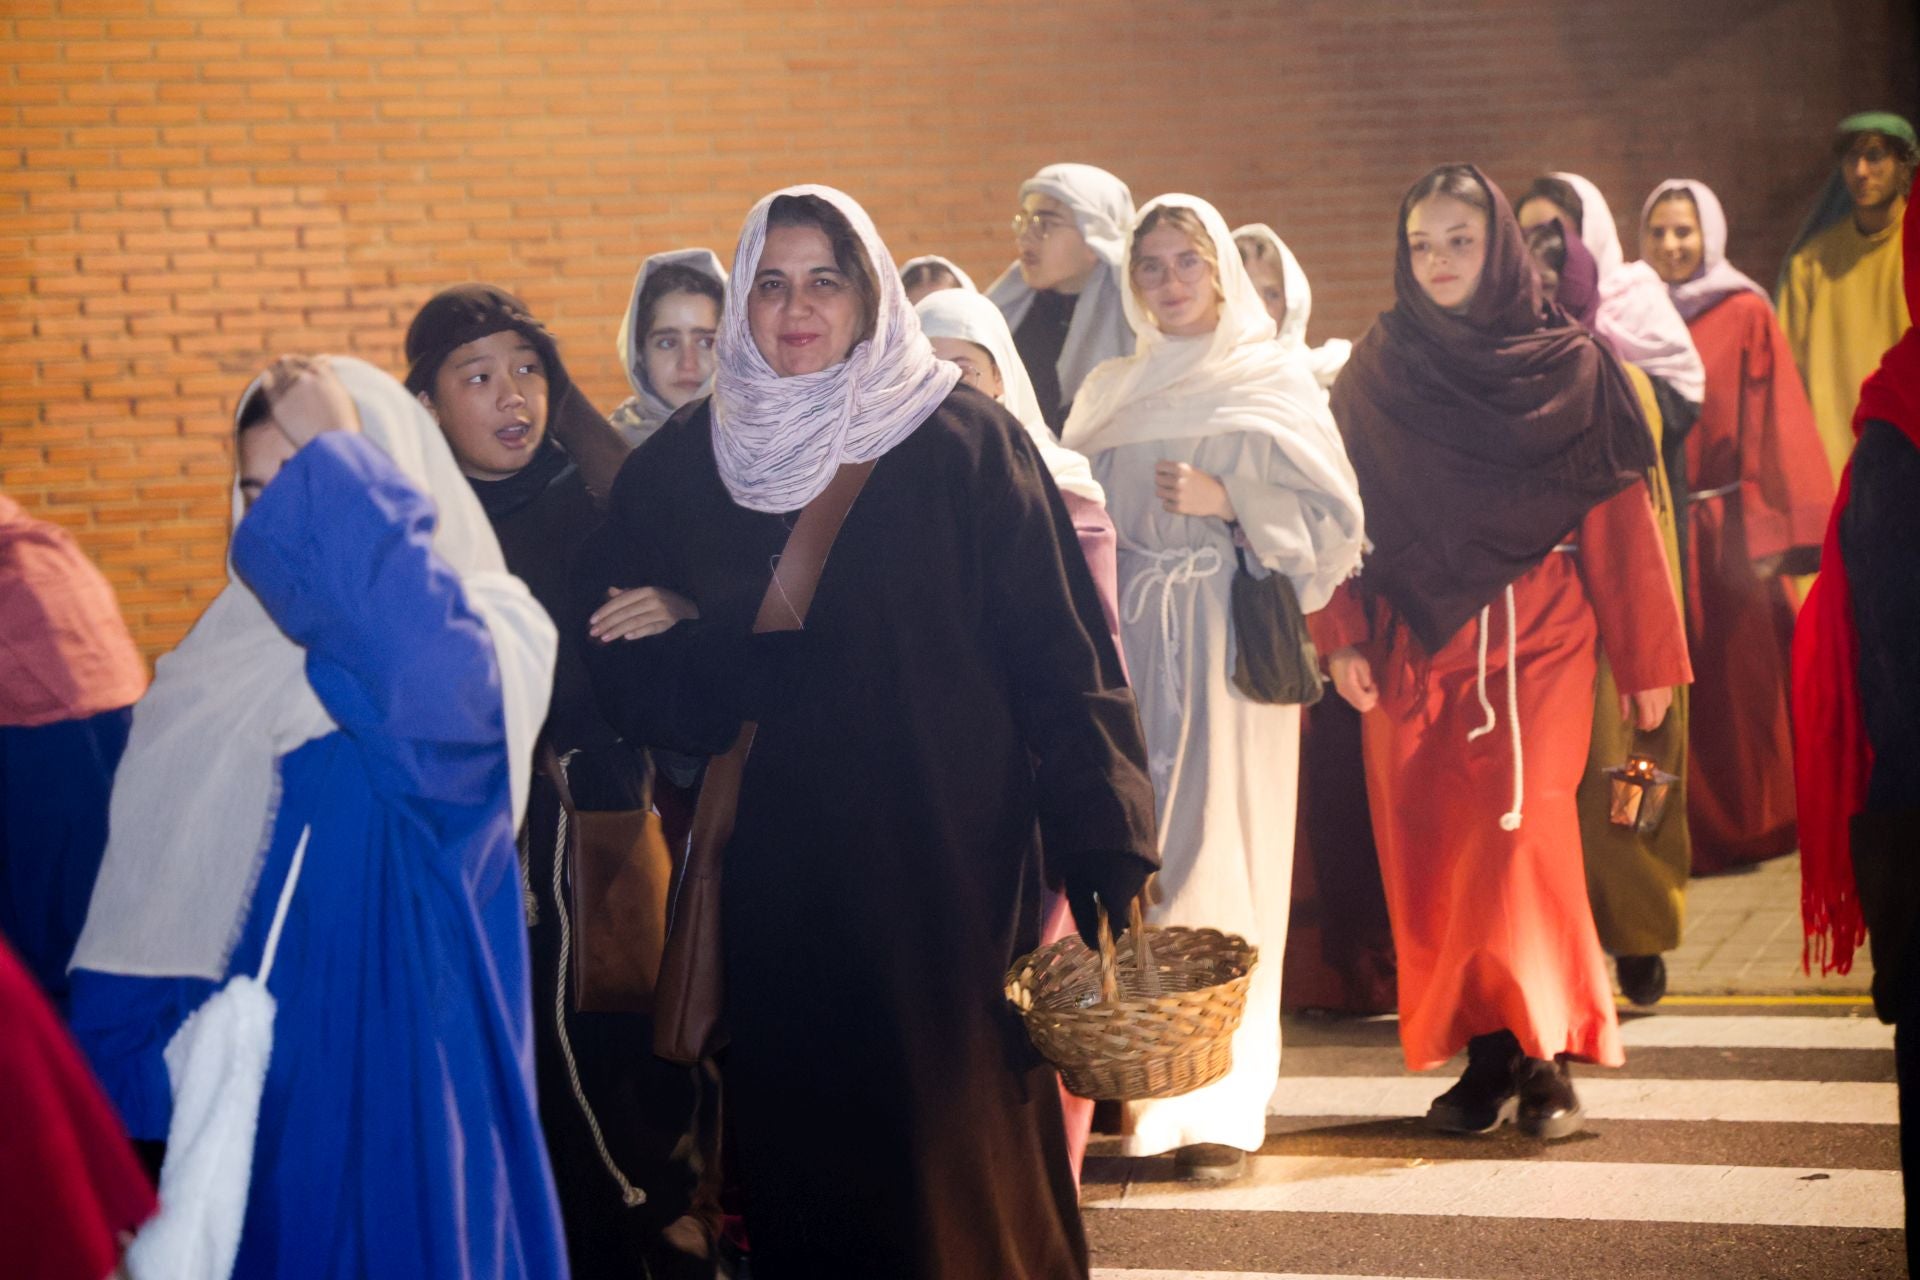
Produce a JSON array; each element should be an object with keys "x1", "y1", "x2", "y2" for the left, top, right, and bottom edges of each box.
[{"x1": 1837, "y1": 111, "x2": 1917, "y2": 150}]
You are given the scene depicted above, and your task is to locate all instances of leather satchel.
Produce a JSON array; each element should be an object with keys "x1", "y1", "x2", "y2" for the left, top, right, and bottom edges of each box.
[
  {"x1": 1228, "y1": 545, "x2": 1324, "y2": 706},
  {"x1": 653, "y1": 459, "x2": 875, "y2": 1065},
  {"x1": 541, "y1": 745, "x2": 674, "y2": 1014}
]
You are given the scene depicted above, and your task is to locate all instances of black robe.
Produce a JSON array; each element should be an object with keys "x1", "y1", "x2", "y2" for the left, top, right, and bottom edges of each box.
[{"x1": 575, "y1": 386, "x2": 1157, "y2": 1280}]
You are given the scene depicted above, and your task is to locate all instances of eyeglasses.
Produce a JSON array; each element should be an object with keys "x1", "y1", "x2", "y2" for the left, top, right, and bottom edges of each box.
[
  {"x1": 1130, "y1": 252, "x2": 1212, "y2": 289},
  {"x1": 1011, "y1": 211, "x2": 1072, "y2": 242},
  {"x1": 1844, "y1": 144, "x2": 1894, "y2": 167}
]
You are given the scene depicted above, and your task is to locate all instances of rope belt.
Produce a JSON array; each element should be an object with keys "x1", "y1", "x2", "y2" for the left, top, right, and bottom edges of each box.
[
  {"x1": 1687, "y1": 481, "x2": 1740, "y2": 504},
  {"x1": 1120, "y1": 544, "x2": 1226, "y2": 709},
  {"x1": 1466, "y1": 584, "x2": 1525, "y2": 833}
]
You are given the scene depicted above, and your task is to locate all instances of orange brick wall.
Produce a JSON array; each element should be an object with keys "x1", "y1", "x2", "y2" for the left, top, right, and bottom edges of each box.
[{"x1": 4, "y1": 0, "x2": 1913, "y2": 655}]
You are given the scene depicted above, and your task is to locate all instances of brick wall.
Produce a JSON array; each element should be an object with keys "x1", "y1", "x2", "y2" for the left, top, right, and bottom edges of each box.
[{"x1": 4, "y1": 0, "x2": 1913, "y2": 655}]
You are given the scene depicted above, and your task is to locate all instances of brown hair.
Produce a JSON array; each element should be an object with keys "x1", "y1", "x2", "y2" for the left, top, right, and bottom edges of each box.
[
  {"x1": 765, "y1": 194, "x2": 880, "y2": 344},
  {"x1": 637, "y1": 262, "x2": 723, "y2": 339},
  {"x1": 901, "y1": 260, "x2": 960, "y2": 294},
  {"x1": 1519, "y1": 176, "x2": 1584, "y2": 233},
  {"x1": 1128, "y1": 204, "x2": 1222, "y2": 306},
  {"x1": 1400, "y1": 163, "x2": 1493, "y2": 227},
  {"x1": 1648, "y1": 186, "x2": 1699, "y2": 220}
]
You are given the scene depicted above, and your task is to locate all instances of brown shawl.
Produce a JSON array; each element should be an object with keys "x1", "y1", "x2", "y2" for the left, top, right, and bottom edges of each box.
[{"x1": 1329, "y1": 165, "x2": 1656, "y2": 654}]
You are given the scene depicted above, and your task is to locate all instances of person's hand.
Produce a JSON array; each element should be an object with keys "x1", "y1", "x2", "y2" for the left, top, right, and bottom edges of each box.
[
  {"x1": 1751, "y1": 552, "x2": 1786, "y2": 580},
  {"x1": 1619, "y1": 686, "x2": 1673, "y2": 732},
  {"x1": 1065, "y1": 854, "x2": 1154, "y2": 950},
  {"x1": 262, "y1": 355, "x2": 360, "y2": 446},
  {"x1": 1328, "y1": 646, "x2": 1379, "y2": 713},
  {"x1": 589, "y1": 586, "x2": 699, "y2": 643},
  {"x1": 1154, "y1": 461, "x2": 1235, "y2": 521}
]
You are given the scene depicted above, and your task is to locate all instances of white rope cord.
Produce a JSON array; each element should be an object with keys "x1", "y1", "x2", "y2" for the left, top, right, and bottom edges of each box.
[
  {"x1": 1120, "y1": 544, "x2": 1226, "y2": 709},
  {"x1": 1464, "y1": 587, "x2": 1525, "y2": 833},
  {"x1": 256, "y1": 824, "x2": 310, "y2": 986},
  {"x1": 549, "y1": 757, "x2": 646, "y2": 1208}
]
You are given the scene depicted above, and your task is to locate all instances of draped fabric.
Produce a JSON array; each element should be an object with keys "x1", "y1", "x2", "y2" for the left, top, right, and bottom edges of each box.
[
  {"x1": 1229, "y1": 222, "x2": 1353, "y2": 387},
  {"x1": 1642, "y1": 179, "x2": 1771, "y2": 322},
  {"x1": 710, "y1": 185, "x2": 959, "y2": 513},
  {"x1": 611, "y1": 247, "x2": 728, "y2": 450}
]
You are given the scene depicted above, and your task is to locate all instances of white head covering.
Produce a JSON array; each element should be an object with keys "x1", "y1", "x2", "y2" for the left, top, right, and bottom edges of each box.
[
  {"x1": 1063, "y1": 195, "x2": 1364, "y2": 601},
  {"x1": 1229, "y1": 222, "x2": 1353, "y2": 389},
  {"x1": 899, "y1": 254, "x2": 978, "y2": 294},
  {"x1": 71, "y1": 357, "x2": 555, "y2": 981},
  {"x1": 711, "y1": 184, "x2": 960, "y2": 513},
  {"x1": 1552, "y1": 172, "x2": 1706, "y2": 405},
  {"x1": 1640, "y1": 178, "x2": 1770, "y2": 323},
  {"x1": 986, "y1": 163, "x2": 1138, "y2": 408},
  {"x1": 613, "y1": 248, "x2": 728, "y2": 448},
  {"x1": 914, "y1": 288, "x2": 1103, "y2": 505}
]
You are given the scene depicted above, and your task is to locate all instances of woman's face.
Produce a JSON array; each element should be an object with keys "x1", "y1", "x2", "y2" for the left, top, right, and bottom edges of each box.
[
  {"x1": 927, "y1": 336, "x2": 1004, "y2": 399},
  {"x1": 1013, "y1": 193, "x2": 1099, "y2": 293},
  {"x1": 1406, "y1": 193, "x2": 1489, "y2": 313},
  {"x1": 423, "y1": 328, "x2": 550, "y2": 481},
  {"x1": 1643, "y1": 194, "x2": 1704, "y2": 285},
  {"x1": 748, "y1": 223, "x2": 864, "y2": 377},
  {"x1": 236, "y1": 421, "x2": 298, "y2": 509},
  {"x1": 1132, "y1": 223, "x2": 1221, "y2": 338},
  {"x1": 643, "y1": 289, "x2": 720, "y2": 410},
  {"x1": 1528, "y1": 251, "x2": 1562, "y2": 304},
  {"x1": 1238, "y1": 244, "x2": 1288, "y2": 328}
]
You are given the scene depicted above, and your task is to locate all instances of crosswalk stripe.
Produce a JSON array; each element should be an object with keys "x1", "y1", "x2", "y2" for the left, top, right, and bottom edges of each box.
[
  {"x1": 1617, "y1": 1015, "x2": 1892, "y2": 1051},
  {"x1": 1084, "y1": 1154, "x2": 1902, "y2": 1229},
  {"x1": 1268, "y1": 1076, "x2": 1896, "y2": 1124}
]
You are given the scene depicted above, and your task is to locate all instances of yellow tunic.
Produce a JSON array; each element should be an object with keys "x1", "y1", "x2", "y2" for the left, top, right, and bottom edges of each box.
[
  {"x1": 1778, "y1": 205, "x2": 1910, "y2": 479},
  {"x1": 1576, "y1": 361, "x2": 1691, "y2": 956}
]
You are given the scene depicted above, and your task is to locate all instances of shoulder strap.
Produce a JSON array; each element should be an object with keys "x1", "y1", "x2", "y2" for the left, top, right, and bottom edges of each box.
[{"x1": 752, "y1": 460, "x2": 875, "y2": 635}]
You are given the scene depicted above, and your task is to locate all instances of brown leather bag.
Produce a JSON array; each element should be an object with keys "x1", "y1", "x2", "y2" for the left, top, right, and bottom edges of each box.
[
  {"x1": 652, "y1": 459, "x2": 875, "y2": 1065},
  {"x1": 541, "y1": 745, "x2": 674, "y2": 1014}
]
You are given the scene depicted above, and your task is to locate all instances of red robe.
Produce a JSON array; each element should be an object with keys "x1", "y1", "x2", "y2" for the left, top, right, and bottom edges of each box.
[
  {"x1": 1683, "y1": 293, "x2": 1835, "y2": 874},
  {"x1": 1311, "y1": 485, "x2": 1691, "y2": 1070}
]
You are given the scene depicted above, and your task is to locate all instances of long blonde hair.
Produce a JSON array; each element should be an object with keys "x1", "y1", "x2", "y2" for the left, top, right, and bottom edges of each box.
[{"x1": 1128, "y1": 204, "x2": 1223, "y2": 311}]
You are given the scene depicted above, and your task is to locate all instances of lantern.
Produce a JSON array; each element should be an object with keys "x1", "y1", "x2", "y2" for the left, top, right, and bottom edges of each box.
[{"x1": 1603, "y1": 753, "x2": 1678, "y2": 836}]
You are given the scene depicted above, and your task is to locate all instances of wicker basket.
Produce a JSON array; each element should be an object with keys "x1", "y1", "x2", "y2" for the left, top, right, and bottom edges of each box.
[{"x1": 1005, "y1": 899, "x2": 1257, "y2": 1101}]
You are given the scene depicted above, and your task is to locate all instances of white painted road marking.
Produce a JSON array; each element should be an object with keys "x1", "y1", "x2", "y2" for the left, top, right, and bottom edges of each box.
[
  {"x1": 1268, "y1": 1076, "x2": 1896, "y2": 1125},
  {"x1": 1617, "y1": 1015, "x2": 1892, "y2": 1051}
]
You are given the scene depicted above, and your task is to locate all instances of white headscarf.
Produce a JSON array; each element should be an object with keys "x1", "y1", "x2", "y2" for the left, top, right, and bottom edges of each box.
[
  {"x1": 1640, "y1": 178, "x2": 1771, "y2": 323},
  {"x1": 986, "y1": 163, "x2": 1138, "y2": 408},
  {"x1": 711, "y1": 184, "x2": 960, "y2": 513},
  {"x1": 613, "y1": 248, "x2": 728, "y2": 448},
  {"x1": 1552, "y1": 172, "x2": 1706, "y2": 405},
  {"x1": 899, "y1": 254, "x2": 978, "y2": 294},
  {"x1": 1063, "y1": 195, "x2": 1364, "y2": 598},
  {"x1": 1229, "y1": 222, "x2": 1353, "y2": 389},
  {"x1": 914, "y1": 288, "x2": 1104, "y2": 504},
  {"x1": 71, "y1": 357, "x2": 555, "y2": 981}
]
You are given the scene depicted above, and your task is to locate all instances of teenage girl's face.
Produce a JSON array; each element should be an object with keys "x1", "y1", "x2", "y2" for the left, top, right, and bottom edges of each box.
[
  {"x1": 1013, "y1": 193, "x2": 1099, "y2": 293},
  {"x1": 1643, "y1": 194, "x2": 1704, "y2": 285},
  {"x1": 1133, "y1": 224, "x2": 1222, "y2": 338},
  {"x1": 927, "y1": 336, "x2": 1005, "y2": 400},
  {"x1": 748, "y1": 223, "x2": 864, "y2": 378},
  {"x1": 1406, "y1": 193, "x2": 1489, "y2": 313},
  {"x1": 236, "y1": 421, "x2": 298, "y2": 509},
  {"x1": 642, "y1": 289, "x2": 720, "y2": 410},
  {"x1": 422, "y1": 329, "x2": 550, "y2": 482},
  {"x1": 1238, "y1": 245, "x2": 1289, "y2": 328}
]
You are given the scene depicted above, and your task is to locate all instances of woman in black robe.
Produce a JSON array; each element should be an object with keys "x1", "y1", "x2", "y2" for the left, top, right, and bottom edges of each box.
[{"x1": 575, "y1": 185, "x2": 1157, "y2": 1280}]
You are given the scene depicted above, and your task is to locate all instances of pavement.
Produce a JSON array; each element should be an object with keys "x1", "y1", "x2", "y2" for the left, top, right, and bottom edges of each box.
[{"x1": 1082, "y1": 853, "x2": 1900, "y2": 1278}]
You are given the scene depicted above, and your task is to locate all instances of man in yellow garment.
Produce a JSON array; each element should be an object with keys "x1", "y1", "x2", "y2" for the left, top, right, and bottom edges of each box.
[{"x1": 1779, "y1": 111, "x2": 1915, "y2": 479}]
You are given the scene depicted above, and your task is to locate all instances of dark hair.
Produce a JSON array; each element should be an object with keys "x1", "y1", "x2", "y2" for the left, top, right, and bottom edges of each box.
[
  {"x1": 901, "y1": 260, "x2": 960, "y2": 293},
  {"x1": 765, "y1": 194, "x2": 880, "y2": 344},
  {"x1": 637, "y1": 263, "x2": 724, "y2": 340},
  {"x1": 1647, "y1": 185, "x2": 1699, "y2": 224},
  {"x1": 1524, "y1": 220, "x2": 1568, "y2": 275},
  {"x1": 1519, "y1": 176, "x2": 1584, "y2": 232},
  {"x1": 1400, "y1": 163, "x2": 1492, "y2": 226},
  {"x1": 1834, "y1": 128, "x2": 1919, "y2": 167}
]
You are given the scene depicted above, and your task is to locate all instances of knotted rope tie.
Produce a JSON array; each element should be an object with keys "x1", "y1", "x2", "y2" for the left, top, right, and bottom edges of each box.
[
  {"x1": 1466, "y1": 584, "x2": 1525, "y2": 832},
  {"x1": 1121, "y1": 544, "x2": 1227, "y2": 710}
]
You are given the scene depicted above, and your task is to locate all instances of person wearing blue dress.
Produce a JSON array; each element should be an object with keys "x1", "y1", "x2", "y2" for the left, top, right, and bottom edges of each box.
[{"x1": 66, "y1": 355, "x2": 567, "y2": 1279}]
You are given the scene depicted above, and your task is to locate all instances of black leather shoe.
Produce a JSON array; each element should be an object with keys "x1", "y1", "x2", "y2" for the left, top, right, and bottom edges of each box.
[
  {"x1": 1618, "y1": 954, "x2": 1668, "y2": 1006},
  {"x1": 1426, "y1": 1030, "x2": 1522, "y2": 1134},
  {"x1": 1175, "y1": 1143, "x2": 1249, "y2": 1182},
  {"x1": 1516, "y1": 1055, "x2": 1585, "y2": 1139}
]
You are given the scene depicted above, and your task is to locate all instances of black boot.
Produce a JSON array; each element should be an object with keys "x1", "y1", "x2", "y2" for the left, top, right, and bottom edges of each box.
[
  {"x1": 1425, "y1": 1030, "x2": 1522, "y2": 1134},
  {"x1": 1516, "y1": 1054, "x2": 1585, "y2": 1139},
  {"x1": 1617, "y1": 954, "x2": 1668, "y2": 1006}
]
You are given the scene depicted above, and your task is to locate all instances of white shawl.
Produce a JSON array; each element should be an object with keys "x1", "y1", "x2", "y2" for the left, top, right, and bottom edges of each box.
[
  {"x1": 612, "y1": 247, "x2": 728, "y2": 448},
  {"x1": 1553, "y1": 172, "x2": 1706, "y2": 405},
  {"x1": 986, "y1": 163, "x2": 1138, "y2": 408},
  {"x1": 711, "y1": 184, "x2": 960, "y2": 513},
  {"x1": 71, "y1": 357, "x2": 555, "y2": 981},
  {"x1": 914, "y1": 287, "x2": 1104, "y2": 504},
  {"x1": 1641, "y1": 178, "x2": 1771, "y2": 323},
  {"x1": 1229, "y1": 222, "x2": 1353, "y2": 389},
  {"x1": 1063, "y1": 194, "x2": 1364, "y2": 603}
]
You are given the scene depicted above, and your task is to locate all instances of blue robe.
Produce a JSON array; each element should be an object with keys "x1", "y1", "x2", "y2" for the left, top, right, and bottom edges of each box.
[{"x1": 68, "y1": 434, "x2": 567, "y2": 1280}]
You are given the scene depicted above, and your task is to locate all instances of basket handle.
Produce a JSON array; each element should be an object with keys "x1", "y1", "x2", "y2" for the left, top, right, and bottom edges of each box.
[{"x1": 1094, "y1": 897, "x2": 1161, "y2": 1005}]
